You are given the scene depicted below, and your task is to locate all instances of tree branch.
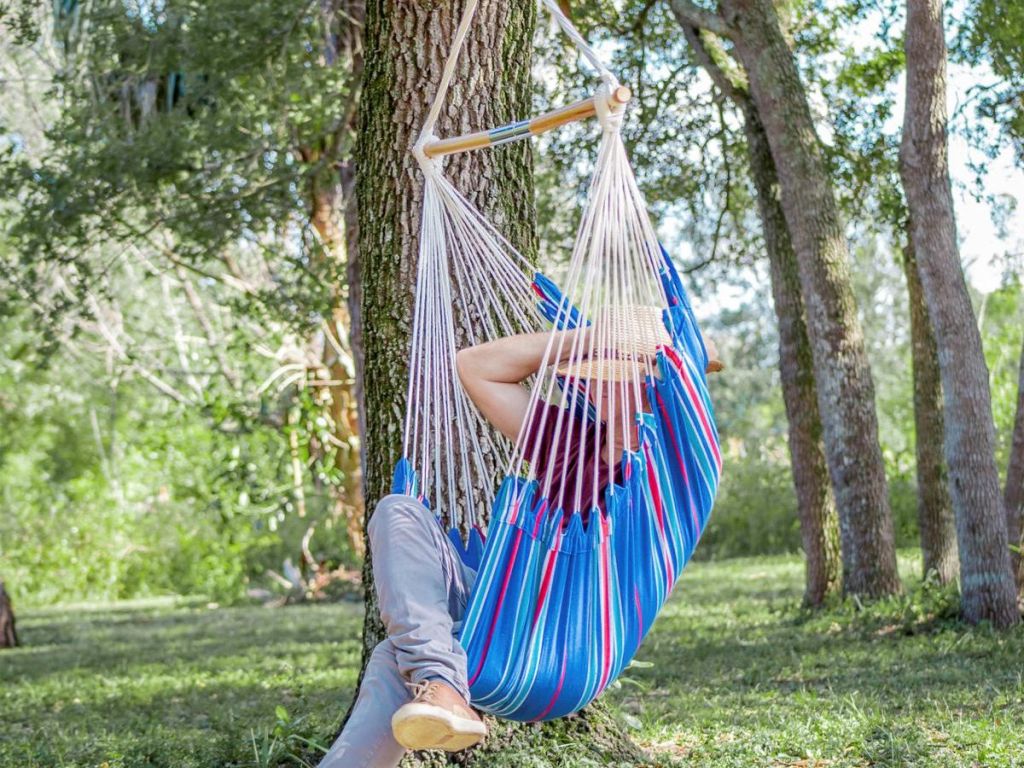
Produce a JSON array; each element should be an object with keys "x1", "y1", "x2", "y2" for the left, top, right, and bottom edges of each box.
[
  {"x1": 174, "y1": 265, "x2": 243, "y2": 390},
  {"x1": 668, "y1": 0, "x2": 735, "y2": 40},
  {"x1": 681, "y1": 25, "x2": 744, "y2": 105}
]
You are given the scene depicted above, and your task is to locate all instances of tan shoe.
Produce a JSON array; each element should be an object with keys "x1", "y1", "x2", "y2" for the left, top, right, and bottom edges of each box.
[{"x1": 391, "y1": 680, "x2": 487, "y2": 752}]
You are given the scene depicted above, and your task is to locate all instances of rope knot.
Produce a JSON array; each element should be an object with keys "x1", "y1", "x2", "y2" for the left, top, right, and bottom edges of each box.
[
  {"x1": 413, "y1": 135, "x2": 442, "y2": 176},
  {"x1": 594, "y1": 82, "x2": 625, "y2": 134}
]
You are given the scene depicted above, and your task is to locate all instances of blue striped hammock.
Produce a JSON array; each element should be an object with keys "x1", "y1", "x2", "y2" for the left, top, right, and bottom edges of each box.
[{"x1": 392, "y1": 247, "x2": 721, "y2": 722}]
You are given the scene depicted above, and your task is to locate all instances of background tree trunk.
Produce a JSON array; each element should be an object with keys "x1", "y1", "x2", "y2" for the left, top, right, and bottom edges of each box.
[
  {"x1": 0, "y1": 581, "x2": 18, "y2": 649},
  {"x1": 901, "y1": 240, "x2": 959, "y2": 583},
  {"x1": 899, "y1": 0, "x2": 1019, "y2": 627},
  {"x1": 678, "y1": 24, "x2": 841, "y2": 606},
  {"x1": 350, "y1": 1, "x2": 646, "y2": 763},
  {"x1": 718, "y1": 0, "x2": 902, "y2": 598},
  {"x1": 303, "y1": 0, "x2": 367, "y2": 556},
  {"x1": 746, "y1": 106, "x2": 843, "y2": 607},
  {"x1": 1004, "y1": 337, "x2": 1024, "y2": 595}
]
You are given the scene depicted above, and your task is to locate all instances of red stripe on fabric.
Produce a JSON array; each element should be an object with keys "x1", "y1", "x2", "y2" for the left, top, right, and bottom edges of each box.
[
  {"x1": 532, "y1": 653, "x2": 569, "y2": 721},
  {"x1": 654, "y1": 389, "x2": 689, "y2": 487},
  {"x1": 507, "y1": 497, "x2": 521, "y2": 525},
  {"x1": 654, "y1": 378, "x2": 702, "y2": 534},
  {"x1": 643, "y1": 444, "x2": 664, "y2": 530},
  {"x1": 531, "y1": 549, "x2": 559, "y2": 629},
  {"x1": 663, "y1": 346, "x2": 721, "y2": 470},
  {"x1": 643, "y1": 441, "x2": 676, "y2": 582},
  {"x1": 598, "y1": 520, "x2": 613, "y2": 691},
  {"x1": 531, "y1": 499, "x2": 549, "y2": 537},
  {"x1": 468, "y1": 527, "x2": 524, "y2": 687},
  {"x1": 653, "y1": 389, "x2": 682, "y2": 584}
]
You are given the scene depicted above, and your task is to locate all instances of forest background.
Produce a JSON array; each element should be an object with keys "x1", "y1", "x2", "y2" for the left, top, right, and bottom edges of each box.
[
  {"x1": 1, "y1": 0, "x2": 1021, "y2": 609},
  {"x1": 3, "y1": 0, "x2": 1024, "y2": 765}
]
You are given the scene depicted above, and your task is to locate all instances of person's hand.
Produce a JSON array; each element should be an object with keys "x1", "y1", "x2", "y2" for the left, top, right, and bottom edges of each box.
[{"x1": 704, "y1": 338, "x2": 724, "y2": 374}]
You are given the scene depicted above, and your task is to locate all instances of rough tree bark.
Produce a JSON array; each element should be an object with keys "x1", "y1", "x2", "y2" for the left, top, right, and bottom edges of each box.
[
  {"x1": 1004, "y1": 334, "x2": 1024, "y2": 595},
  {"x1": 350, "y1": 1, "x2": 647, "y2": 764},
  {"x1": 673, "y1": 0, "x2": 901, "y2": 597},
  {"x1": 356, "y1": 0, "x2": 537, "y2": 659},
  {"x1": 743, "y1": 105, "x2": 843, "y2": 607},
  {"x1": 899, "y1": 0, "x2": 1019, "y2": 627},
  {"x1": 679, "y1": 25, "x2": 841, "y2": 606},
  {"x1": 901, "y1": 240, "x2": 959, "y2": 583},
  {"x1": 0, "y1": 580, "x2": 18, "y2": 649}
]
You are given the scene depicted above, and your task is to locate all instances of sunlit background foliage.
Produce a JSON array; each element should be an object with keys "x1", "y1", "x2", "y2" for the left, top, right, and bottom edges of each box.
[{"x1": 1, "y1": 0, "x2": 1021, "y2": 606}]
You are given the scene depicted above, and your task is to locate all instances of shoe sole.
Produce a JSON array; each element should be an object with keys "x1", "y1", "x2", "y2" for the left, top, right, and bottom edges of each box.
[{"x1": 392, "y1": 703, "x2": 487, "y2": 752}]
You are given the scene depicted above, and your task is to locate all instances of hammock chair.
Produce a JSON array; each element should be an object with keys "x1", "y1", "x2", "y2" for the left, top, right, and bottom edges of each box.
[{"x1": 392, "y1": 0, "x2": 722, "y2": 722}]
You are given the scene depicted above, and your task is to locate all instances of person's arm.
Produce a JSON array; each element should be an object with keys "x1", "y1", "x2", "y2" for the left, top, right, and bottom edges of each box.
[
  {"x1": 456, "y1": 330, "x2": 586, "y2": 441},
  {"x1": 457, "y1": 329, "x2": 723, "y2": 441}
]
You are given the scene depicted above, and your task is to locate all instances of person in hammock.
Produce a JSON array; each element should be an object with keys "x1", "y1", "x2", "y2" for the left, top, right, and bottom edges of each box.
[{"x1": 319, "y1": 321, "x2": 720, "y2": 768}]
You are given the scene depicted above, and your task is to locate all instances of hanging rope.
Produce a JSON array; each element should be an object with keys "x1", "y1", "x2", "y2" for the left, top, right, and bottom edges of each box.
[
  {"x1": 414, "y1": 0, "x2": 620, "y2": 171},
  {"x1": 403, "y1": 0, "x2": 638, "y2": 526}
]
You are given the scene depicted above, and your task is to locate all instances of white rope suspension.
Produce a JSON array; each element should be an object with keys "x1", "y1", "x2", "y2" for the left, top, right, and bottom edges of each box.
[
  {"x1": 404, "y1": 0, "x2": 672, "y2": 528},
  {"x1": 541, "y1": 0, "x2": 619, "y2": 90},
  {"x1": 510, "y1": 101, "x2": 668, "y2": 513}
]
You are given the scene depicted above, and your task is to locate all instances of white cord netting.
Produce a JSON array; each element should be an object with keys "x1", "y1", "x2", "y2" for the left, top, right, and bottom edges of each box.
[{"x1": 403, "y1": 0, "x2": 670, "y2": 527}]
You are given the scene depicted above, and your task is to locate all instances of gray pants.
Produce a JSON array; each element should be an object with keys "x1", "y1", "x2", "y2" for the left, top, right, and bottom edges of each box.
[{"x1": 319, "y1": 494, "x2": 478, "y2": 768}]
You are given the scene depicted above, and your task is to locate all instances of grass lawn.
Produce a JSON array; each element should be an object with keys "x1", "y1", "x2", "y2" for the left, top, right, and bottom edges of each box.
[{"x1": 2, "y1": 552, "x2": 1022, "y2": 767}]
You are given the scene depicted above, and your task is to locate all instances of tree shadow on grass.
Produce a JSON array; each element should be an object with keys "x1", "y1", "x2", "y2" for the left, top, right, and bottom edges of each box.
[
  {"x1": 1, "y1": 677, "x2": 355, "y2": 768},
  {"x1": 617, "y1": 581, "x2": 1024, "y2": 732}
]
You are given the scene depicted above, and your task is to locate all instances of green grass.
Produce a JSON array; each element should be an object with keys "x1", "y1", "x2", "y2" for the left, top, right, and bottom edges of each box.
[
  {"x1": 2, "y1": 553, "x2": 1022, "y2": 767},
  {"x1": 0, "y1": 597, "x2": 364, "y2": 767}
]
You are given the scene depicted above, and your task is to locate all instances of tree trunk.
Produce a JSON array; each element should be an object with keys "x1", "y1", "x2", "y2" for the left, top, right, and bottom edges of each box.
[
  {"x1": 351, "y1": 1, "x2": 646, "y2": 763},
  {"x1": 720, "y1": 0, "x2": 902, "y2": 598},
  {"x1": 306, "y1": 1, "x2": 367, "y2": 556},
  {"x1": 899, "y1": 0, "x2": 1018, "y2": 627},
  {"x1": 1004, "y1": 335, "x2": 1024, "y2": 595},
  {"x1": 0, "y1": 580, "x2": 18, "y2": 649},
  {"x1": 901, "y1": 240, "x2": 958, "y2": 583},
  {"x1": 356, "y1": 0, "x2": 537, "y2": 656},
  {"x1": 744, "y1": 105, "x2": 842, "y2": 607},
  {"x1": 677, "y1": 25, "x2": 841, "y2": 607}
]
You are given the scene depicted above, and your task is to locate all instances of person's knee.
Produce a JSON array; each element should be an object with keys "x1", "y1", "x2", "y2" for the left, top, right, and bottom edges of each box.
[{"x1": 368, "y1": 494, "x2": 432, "y2": 545}]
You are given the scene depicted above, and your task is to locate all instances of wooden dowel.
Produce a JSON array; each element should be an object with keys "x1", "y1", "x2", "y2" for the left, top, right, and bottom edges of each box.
[{"x1": 423, "y1": 85, "x2": 631, "y2": 159}]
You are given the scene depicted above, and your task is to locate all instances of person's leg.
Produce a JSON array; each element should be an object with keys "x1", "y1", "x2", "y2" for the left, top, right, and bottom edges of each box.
[
  {"x1": 369, "y1": 494, "x2": 476, "y2": 700},
  {"x1": 369, "y1": 494, "x2": 485, "y2": 751},
  {"x1": 319, "y1": 494, "x2": 481, "y2": 766},
  {"x1": 318, "y1": 640, "x2": 409, "y2": 768}
]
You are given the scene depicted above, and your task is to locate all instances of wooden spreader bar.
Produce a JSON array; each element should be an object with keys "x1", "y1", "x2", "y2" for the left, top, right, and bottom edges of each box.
[{"x1": 423, "y1": 85, "x2": 632, "y2": 159}]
